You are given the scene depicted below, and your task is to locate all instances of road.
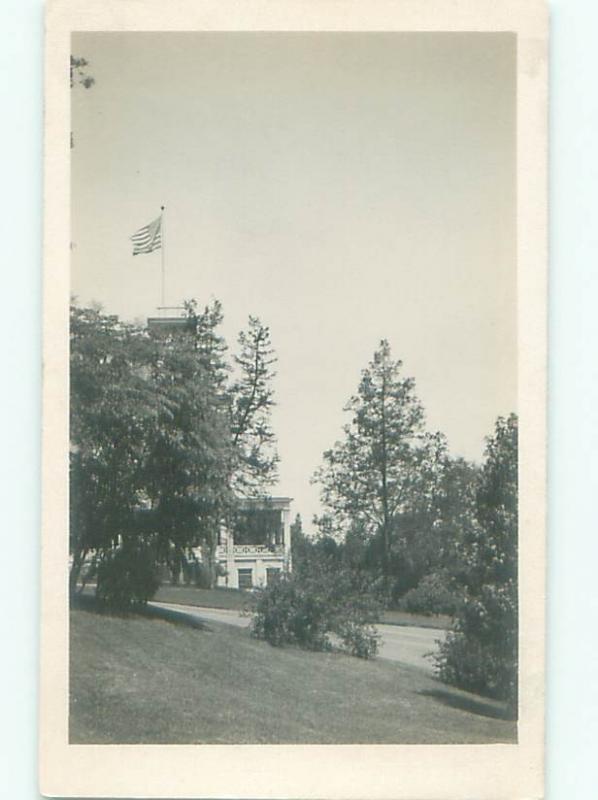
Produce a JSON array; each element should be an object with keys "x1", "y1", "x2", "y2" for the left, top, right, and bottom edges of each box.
[
  {"x1": 376, "y1": 623, "x2": 445, "y2": 673},
  {"x1": 151, "y1": 601, "x2": 446, "y2": 675}
]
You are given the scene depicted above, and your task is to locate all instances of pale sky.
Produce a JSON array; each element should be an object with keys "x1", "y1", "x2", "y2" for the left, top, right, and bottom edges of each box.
[{"x1": 71, "y1": 32, "x2": 516, "y2": 531}]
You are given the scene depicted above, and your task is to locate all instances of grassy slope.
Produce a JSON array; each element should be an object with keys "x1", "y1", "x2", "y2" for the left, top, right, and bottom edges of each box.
[
  {"x1": 153, "y1": 584, "x2": 452, "y2": 630},
  {"x1": 70, "y1": 608, "x2": 515, "y2": 745}
]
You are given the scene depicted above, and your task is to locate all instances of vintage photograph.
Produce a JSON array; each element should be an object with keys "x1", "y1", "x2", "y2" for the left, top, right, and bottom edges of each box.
[
  {"x1": 40, "y1": 3, "x2": 547, "y2": 797},
  {"x1": 68, "y1": 29, "x2": 518, "y2": 745}
]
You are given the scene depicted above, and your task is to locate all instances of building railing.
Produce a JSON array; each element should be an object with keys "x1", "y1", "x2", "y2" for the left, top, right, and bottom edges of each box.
[{"x1": 216, "y1": 543, "x2": 285, "y2": 557}]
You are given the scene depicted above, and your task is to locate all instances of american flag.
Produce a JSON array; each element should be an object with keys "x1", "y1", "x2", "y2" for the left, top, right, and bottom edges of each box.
[{"x1": 130, "y1": 215, "x2": 162, "y2": 255}]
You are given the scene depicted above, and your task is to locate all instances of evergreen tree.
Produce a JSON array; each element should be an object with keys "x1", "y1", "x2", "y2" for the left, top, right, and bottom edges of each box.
[
  {"x1": 230, "y1": 316, "x2": 279, "y2": 495},
  {"x1": 290, "y1": 513, "x2": 309, "y2": 567},
  {"x1": 313, "y1": 340, "x2": 445, "y2": 585},
  {"x1": 184, "y1": 299, "x2": 229, "y2": 390}
]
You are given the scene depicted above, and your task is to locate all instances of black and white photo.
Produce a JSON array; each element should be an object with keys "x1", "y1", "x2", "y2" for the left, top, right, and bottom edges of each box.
[{"x1": 41, "y1": 2, "x2": 547, "y2": 798}]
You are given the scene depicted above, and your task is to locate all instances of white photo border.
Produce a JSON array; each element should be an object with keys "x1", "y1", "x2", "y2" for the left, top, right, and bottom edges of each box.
[{"x1": 41, "y1": 2, "x2": 547, "y2": 797}]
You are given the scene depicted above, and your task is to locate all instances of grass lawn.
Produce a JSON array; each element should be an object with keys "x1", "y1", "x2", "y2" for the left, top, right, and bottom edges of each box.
[
  {"x1": 153, "y1": 583, "x2": 452, "y2": 630},
  {"x1": 70, "y1": 607, "x2": 516, "y2": 744},
  {"x1": 154, "y1": 583, "x2": 255, "y2": 612}
]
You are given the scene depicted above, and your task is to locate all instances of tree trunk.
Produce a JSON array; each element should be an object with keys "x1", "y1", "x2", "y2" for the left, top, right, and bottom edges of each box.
[
  {"x1": 201, "y1": 536, "x2": 218, "y2": 588},
  {"x1": 69, "y1": 548, "x2": 88, "y2": 599}
]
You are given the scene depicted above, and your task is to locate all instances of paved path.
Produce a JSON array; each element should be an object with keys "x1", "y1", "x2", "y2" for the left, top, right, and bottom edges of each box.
[
  {"x1": 376, "y1": 623, "x2": 445, "y2": 673},
  {"x1": 151, "y1": 602, "x2": 446, "y2": 675}
]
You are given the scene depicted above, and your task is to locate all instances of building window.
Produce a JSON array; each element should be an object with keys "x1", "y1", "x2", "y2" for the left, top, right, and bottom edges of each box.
[{"x1": 237, "y1": 568, "x2": 253, "y2": 590}]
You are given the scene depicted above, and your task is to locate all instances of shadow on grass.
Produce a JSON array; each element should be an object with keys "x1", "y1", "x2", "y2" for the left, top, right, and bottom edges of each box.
[
  {"x1": 418, "y1": 687, "x2": 515, "y2": 721},
  {"x1": 70, "y1": 592, "x2": 211, "y2": 632}
]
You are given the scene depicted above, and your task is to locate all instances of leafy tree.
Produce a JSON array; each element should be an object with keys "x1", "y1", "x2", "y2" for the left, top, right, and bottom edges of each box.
[
  {"x1": 70, "y1": 299, "x2": 281, "y2": 601},
  {"x1": 383, "y1": 453, "x2": 481, "y2": 601},
  {"x1": 69, "y1": 305, "x2": 158, "y2": 597},
  {"x1": 69, "y1": 302, "x2": 232, "y2": 599},
  {"x1": 436, "y1": 414, "x2": 518, "y2": 711},
  {"x1": 143, "y1": 306, "x2": 234, "y2": 585},
  {"x1": 382, "y1": 430, "x2": 453, "y2": 596},
  {"x1": 313, "y1": 340, "x2": 445, "y2": 586},
  {"x1": 433, "y1": 456, "x2": 480, "y2": 574},
  {"x1": 398, "y1": 571, "x2": 461, "y2": 616}
]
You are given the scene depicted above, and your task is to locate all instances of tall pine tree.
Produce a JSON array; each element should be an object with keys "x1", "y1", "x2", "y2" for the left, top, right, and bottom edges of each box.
[{"x1": 313, "y1": 340, "x2": 445, "y2": 586}]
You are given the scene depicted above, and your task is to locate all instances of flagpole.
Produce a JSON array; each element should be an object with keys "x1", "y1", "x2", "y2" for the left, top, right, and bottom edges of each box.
[{"x1": 160, "y1": 205, "x2": 166, "y2": 311}]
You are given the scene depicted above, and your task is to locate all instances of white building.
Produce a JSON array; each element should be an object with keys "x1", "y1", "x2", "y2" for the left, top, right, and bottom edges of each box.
[{"x1": 215, "y1": 496, "x2": 293, "y2": 589}]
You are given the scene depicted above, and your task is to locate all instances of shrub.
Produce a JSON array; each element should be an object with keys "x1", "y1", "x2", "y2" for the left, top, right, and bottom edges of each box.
[
  {"x1": 435, "y1": 609, "x2": 517, "y2": 707},
  {"x1": 398, "y1": 572, "x2": 460, "y2": 616},
  {"x1": 251, "y1": 560, "x2": 382, "y2": 658},
  {"x1": 334, "y1": 618, "x2": 380, "y2": 659},
  {"x1": 96, "y1": 542, "x2": 161, "y2": 610},
  {"x1": 434, "y1": 579, "x2": 518, "y2": 709}
]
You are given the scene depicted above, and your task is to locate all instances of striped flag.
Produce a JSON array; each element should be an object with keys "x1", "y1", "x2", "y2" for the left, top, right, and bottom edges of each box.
[{"x1": 130, "y1": 215, "x2": 162, "y2": 255}]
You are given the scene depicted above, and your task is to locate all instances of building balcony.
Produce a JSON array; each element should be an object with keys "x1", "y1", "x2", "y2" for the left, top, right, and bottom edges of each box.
[{"x1": 216, "y1": 543, "x2": 285, "y2": 559}]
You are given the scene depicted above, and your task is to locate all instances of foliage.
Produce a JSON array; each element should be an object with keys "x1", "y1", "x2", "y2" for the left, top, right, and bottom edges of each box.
[
  {"x1": 312, "y1": 340, "x2": 448, "y2": 584},
  {"x1": 69, "y1": 306, "x2": 159, "y2": 597},
  {"x1": 144, "y1": 302, "x2": 234, "y2": 579},
  {"x1": 386, "y1": 456, "x2": 480, "y2": 601},
  {"x1": 184, "y1": 299, "x2": 229, "y2": 389},
  {"x1": 251, "y1": 557, "x2": 382, "y2": 658},
  {"x1": 290, "y1": 512, "x2": 316, "y2": 568},
  {"x1": 435, "y1": 414, "x2": 518, "y2": 711},
  {"x1": 95, "y1": 541, "x2": 161, "y2": 610},
  {"x1": 69, "y1": 300, "x2": 280, "y2": 606},
  {"x1": 398, "y1": 571, "x2": 461, "y2": 617},
  {"x1": 431, "y1": 457, "x2": 480, "y2": 575},
  {"x1": 70, "y1": 56, "x2": 95, "y2": 89},
  {"x1": 180, "y1": 556, "x2": 214, "y2": 589},
  {"x1": 70, "y1": 56, "x2": 94, "y2": 148},
  {"x1": 230, "y1": 316, "x2": 279, "y2": 495}
]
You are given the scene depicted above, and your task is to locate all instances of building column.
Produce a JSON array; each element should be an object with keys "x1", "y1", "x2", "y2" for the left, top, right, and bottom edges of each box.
[
  {"x1": 255, "y1": 559, "x2": 265, "y2": 587},
  {"x1": 225, "y1": 524, "x2": 236, "y2": 588}
]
